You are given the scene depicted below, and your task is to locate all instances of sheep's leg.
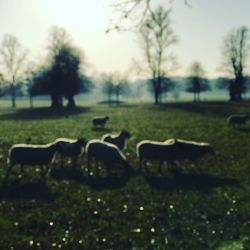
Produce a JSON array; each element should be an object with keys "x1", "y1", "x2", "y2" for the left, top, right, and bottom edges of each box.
[
  {"x1": 158, "y1": 161, "x2": 163, "y2": 175},
  {"x1": 40, "y1": 165, "x2": 48, "y2": 181},
  {"x1": 168, "y1": 161, "x2": 179, "y2": 176},
  {"x1": 20, "y1": 164, "x2": 27, "y2": 178},
  {"x1": 2, "y1": 165, "x2": 13, "y2": 185}
]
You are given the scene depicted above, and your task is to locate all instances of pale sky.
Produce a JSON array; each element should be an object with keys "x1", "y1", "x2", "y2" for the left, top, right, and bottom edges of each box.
[{"x1": 0, "y1": 0, "x2": 250, "y2": 79}]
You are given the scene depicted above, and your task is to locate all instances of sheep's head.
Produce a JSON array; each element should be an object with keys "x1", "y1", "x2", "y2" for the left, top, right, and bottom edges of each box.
[
  {"x1": 121, "y1": 130, "x2": 131, "y2": 138},
  {"x1": 77, "y1": 137, "x2": 87, "y2": 147}
]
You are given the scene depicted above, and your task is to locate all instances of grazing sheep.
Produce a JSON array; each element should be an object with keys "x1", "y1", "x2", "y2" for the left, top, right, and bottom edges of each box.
[
  {"x1": 102, "y1": 130, "x2": 131, "y2": 150},
  {"x1": 227, "y1": 114, "x2": 249, "y2": 125},
  {"x1": 54, "y1": 137, "x2": 86, "y2": 168},
  {"x1": 85, "y1": 139, "x2": 130, "y2": 175},
  {"x1": 5, "y1": 142, "x2": 60, "y2": 181},
  {"x1": 137, "y1": 139, "x2": 214, "y2": 173},
  {"x1": 92, "y1": 116, "x2": 109, "y2": 128}
]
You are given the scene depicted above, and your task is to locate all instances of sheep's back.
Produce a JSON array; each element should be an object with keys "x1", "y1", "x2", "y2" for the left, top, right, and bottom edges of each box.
[{"x1": 9, "y1": 145, "x2": 57, "y2": 165}]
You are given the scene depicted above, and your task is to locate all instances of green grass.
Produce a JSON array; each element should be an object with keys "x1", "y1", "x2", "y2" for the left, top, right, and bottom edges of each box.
[{"x1": 0, "y1": 102, "x2": 250, "y2": 249}]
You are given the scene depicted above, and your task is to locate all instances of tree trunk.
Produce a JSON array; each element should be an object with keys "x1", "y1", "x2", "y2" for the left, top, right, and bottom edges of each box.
[
  {"x1": 51, "y1": 94, "x2": 63, "y2": 108},
  {"x1": 11, "y1": 83, "x2": 16, "y2": 108},
  {"x1": 29, "y1": 95, "x2": 33, "y2": 108},
  {"x1": 66, "y1": 96, "x2": 76, "y2": 108}
]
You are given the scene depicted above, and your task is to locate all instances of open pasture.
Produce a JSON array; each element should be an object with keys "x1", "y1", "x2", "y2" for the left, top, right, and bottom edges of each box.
[{"x1": 0, "y1": 102, "x2": 250, "y2": 249}]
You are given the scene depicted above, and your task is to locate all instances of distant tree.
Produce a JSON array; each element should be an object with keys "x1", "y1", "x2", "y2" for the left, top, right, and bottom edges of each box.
[
  {"x1": 113, "y1": 80, "x2": 130, "y2": 103},
  {"x1": 0, "y1": 34, "x2": 28, "y2": 107},
  {"x1": 186, "y1": 61, "x2": 210, "y2": 102},
  {"x1": 139, "y1": 6, "x2": 177, "y2": 104},
  {"x1": 101, "y1": 74, "x2": 114, "y2": 104},
  {"x1": 221, "y1": 26, "x2": 249, "y2": 101},
  {"x1": 30, "y1": 45, "x2": 91, "y2": 108}
]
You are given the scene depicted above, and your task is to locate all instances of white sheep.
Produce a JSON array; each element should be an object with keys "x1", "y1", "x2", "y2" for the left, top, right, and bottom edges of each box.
[
  {"x1": 102, "y1": 130, "x2": 131, "y2": 150},
  {"x1": 85, "y1": 139, "x2": 130, "y2": 175},
  {"x1": 5, "y1": 142, "x2": 60, "y2": 181},
  {"x1": 227, "y1": 114, "x2": 249, "y2": 125},
  {"x1": 92, "y1": 116, "x2": 109, "y2": 128},
  {"x1": 137, "y1": 139, "x2": 214, "y2": 174},
  {"x1": 54, "y1": 137, "x2": 86, "y2": 168}
]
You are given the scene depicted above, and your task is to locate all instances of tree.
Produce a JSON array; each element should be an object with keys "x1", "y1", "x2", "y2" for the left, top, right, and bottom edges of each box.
[
  {"x1": 47, "y1": 26, "x2": 71, "y2": 58},
  {"x1": 138, "y1": 6, "x2": 177, "y2": 104},
  {"x1": 30, "y1": 45, "x2": 91, "y2": 108},
  {"x1": 0, "y1": 34, "x2": 28, "y2": 107},
  {"x1": 101, "y1": 74, "x2": 114, "y2": 104},
  {"x1": 221, "y1": 26, "x2": 249, "y2": 101},
  {"x1": 186, "y1": 61, "x2": 210, "y2": 102},
  {"x1": 113, "y1": 80, "x2": 130, "y2": 103}
]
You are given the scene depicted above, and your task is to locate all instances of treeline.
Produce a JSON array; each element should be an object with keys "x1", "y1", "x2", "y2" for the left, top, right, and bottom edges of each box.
[{"x1": 1, "y1": 9, "x2": 250, "y2": 108}]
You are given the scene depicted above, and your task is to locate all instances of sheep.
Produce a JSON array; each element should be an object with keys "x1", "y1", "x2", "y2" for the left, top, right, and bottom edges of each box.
[
  {"x1": 92, "y1": 116, "x2": 109, "y2": 128},
  {"x1": 5, "y1": 142, "x2": 60, "y2": 181},
  {"x1": 85, "y1": 139, "x2": 130, "y2": 176},
  {"x1": 54, "y1": 137, "x2": 86, "y2": 168},
  {"x1": 227, "y1": 114, "x2": 249, "y2": 125},
  {"x1": 137, "y1": 139, "x2": 214, "y2": 174},
  {"x1": 102, "y1": 130, "x2": 131, "y2": 150}
]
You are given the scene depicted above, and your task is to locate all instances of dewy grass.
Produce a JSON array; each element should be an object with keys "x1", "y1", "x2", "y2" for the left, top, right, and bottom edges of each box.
[{"x1": 0, "y1": 102, "x2": 249, "y2": 249}]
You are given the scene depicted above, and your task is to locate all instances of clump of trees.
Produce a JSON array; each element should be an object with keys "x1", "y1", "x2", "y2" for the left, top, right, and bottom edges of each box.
[
  {"x1": 101, "y1": 73, "x2": 130, "y2": 104},
  {"x1": 29, "y1": 27, "x2": 92, "y2": 108},
  {"x1": 186, "y1": 61, "x2": 210, "y2": 102}
]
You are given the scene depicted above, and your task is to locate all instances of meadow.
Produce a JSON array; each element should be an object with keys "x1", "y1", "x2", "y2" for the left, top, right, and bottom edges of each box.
[{"x1": 0, "y1": 102, "x2": 250, "y2": 249}]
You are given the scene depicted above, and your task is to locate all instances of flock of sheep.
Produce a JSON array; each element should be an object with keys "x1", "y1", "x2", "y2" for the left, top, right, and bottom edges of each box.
[
  {"x1": 4, "y1": 113, "x2": 248, "y2": 183},
  {"x1": 2, "y1": 115, "x2": 219, "y2": 183}
]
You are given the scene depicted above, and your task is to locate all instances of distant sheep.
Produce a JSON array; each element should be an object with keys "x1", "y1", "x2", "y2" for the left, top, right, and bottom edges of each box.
[
  {"x1": 5, "y1": 142, "x2": 60, "y2": 181},
  {"x1": 92, "y1": 116, "x2": 109, "y2": 128},
  {"x1": 137, "y1": 139, "x2": 214, "y2": 173},
  {"x1": 85, "y1": 139, "x2": 130, "y2": 175},
  {"x1": 227, "y1": 114, "x2": 249, "y2": 125},
  {"x1": 54, "y1": 137, "x2": 86, "y2": 168},
  {"x1": 102, "y1": 130, "x2": 131, "y2": 150}
]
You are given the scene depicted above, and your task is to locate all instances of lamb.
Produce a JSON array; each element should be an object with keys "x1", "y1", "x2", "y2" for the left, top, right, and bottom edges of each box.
[
  {"x1": 5, "y1": 142, "x2": 60, "y2": 181},
  {"x1": 54, "y1": 137, "x2": 86, "y2": 168},
  {"x1": 92, "y1": 116, "x2": 109, "y2": 128},
  {"x1": 137, "y1": 139, "x2": 214, "y2": 174},
  {"x1": 85, "y1": 139, "x2": 130, "y2": 176},
  {"x1": 102, "y1": 130, "x2": 131, "y2": 150},
  {"x1": 227, "y1": 114, "x2": 249, "y2": 125}
]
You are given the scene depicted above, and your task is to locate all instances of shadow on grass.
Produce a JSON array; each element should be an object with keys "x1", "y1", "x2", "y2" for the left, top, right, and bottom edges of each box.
[
  {"x1": 91, "y1": 127, "x2": 112, "y2": 132},
  {"x1": 86, "y1": 175, "x2": 130, "y2": 190},
  {"x1": 50, "y1": 167, "x2": 85, "y2": 182},
  {"x1": 148, "y1": 102, "x2": 250, "y2": 119},
  {"x1": 0, "y1": 181, "x2": 57, "y2": 201},
  {"x1": 0, "y1": 107, "x2": 91, "y2": 120},
  {"x1": 235, "y1": 127, "x2": 250, "y2": 133},
  {"x1": 145, "y1": 172, "x2": 240, "y2": 192}
]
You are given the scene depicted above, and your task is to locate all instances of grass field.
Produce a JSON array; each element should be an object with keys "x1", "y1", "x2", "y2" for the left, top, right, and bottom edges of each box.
[{"x1": 0, "y1": 102, "x2": 250, "y2": 249}]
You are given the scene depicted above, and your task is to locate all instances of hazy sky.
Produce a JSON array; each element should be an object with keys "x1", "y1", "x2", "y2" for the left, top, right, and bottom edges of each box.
[{"x1": 0, "y1": 0, "x2": 250, "y2": 79}]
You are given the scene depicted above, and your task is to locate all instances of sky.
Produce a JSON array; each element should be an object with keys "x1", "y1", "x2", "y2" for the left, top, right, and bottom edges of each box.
[{"x1": 0, "y1": 0, "x2": 250, "y2": 79}]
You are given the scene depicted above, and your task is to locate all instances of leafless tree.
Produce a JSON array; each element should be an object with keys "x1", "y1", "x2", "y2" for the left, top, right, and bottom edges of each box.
[
  {"x1": 0, "y1": 34, "x2": 28, "y2": 107},
  {"x1": 138, "y1": 6, "x2": 177, "y2": 104},
  {"x1": 221, "y1": 26, "x2": 249, "y2": 101},
  {"x1": 47, "y1": 26, "x2": 72, "y2": 58}
]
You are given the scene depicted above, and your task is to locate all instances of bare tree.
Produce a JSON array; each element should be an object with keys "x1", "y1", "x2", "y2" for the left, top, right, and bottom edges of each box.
[
  {"x1": 47, "y1": 26, "x2": 72, "y2": 58},
  {"x1": 221, "y1": 26, "x2": 249, "y2": 101},
  {"x1": 138, "y1": 6, "x2": 177, "y2": 104},
  {"x1": 0, "y1": 34, "x2": 28, "y2": 107},
  {"x1": 186, "y1": 61, "x2": 210, "y2": 102}
]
